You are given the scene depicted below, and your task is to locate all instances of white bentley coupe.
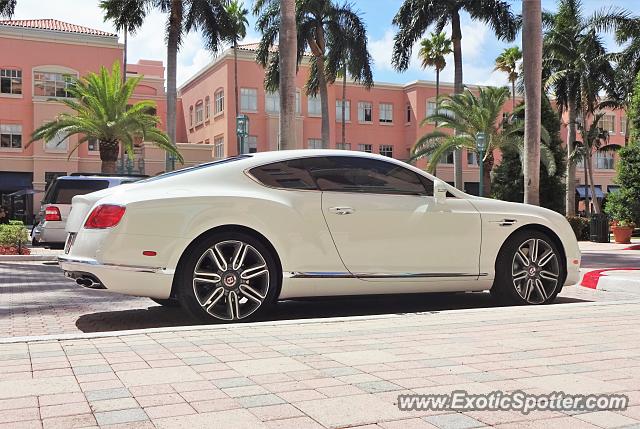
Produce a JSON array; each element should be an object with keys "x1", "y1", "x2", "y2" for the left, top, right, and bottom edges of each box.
[{"x1": 59, "y1": 150, "x2": 580, "y2": 322}]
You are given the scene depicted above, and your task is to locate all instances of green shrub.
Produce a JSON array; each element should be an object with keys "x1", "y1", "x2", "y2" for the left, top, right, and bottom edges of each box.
[
  {"x1": 605, "y1": 144, "x2": 640, "y2": 226},
  {"x1": 566, "y1": 216, "x2": 590, "y2": 240},
  {"x1": 0, "y1": 221, "x2": 30, "y2": 247}
]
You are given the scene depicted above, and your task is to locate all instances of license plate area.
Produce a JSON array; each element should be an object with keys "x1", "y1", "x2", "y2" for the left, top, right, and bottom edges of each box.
[{"x1": 64, "y1": 233, "x2": 77, "y2": 254}]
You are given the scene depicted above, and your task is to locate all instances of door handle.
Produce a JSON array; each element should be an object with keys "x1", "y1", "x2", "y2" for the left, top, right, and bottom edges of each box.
[{"x1": 328, "y1": 206, "x2": 355, "y2": 215}]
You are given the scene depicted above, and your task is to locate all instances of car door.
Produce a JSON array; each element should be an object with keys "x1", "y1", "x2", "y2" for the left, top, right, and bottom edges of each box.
[{"x1": 306, "y1": 156, "x2": 482, "y2": 282}]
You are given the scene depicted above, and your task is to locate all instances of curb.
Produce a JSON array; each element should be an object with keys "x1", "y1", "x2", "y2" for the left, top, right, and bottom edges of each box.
[
  {"x1": 0, "y1": 255, "x2": 59, "y2": 262},
  {"x1": 580, "y1": 268, "x2": 640, "y2": 291}
]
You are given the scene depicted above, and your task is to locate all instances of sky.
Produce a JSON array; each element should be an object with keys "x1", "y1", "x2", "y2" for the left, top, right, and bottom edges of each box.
[{"x1": 8, "y1": 0, "x2": 639, "y2": 88}]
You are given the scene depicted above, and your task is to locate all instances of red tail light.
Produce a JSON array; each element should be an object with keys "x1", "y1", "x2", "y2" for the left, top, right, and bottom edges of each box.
[
  {"x1": 84, "y1": 205, "x2": 126, "y2": 229},
  {"x1": 44, "y1": 206, "x2": 62, "y2": 222}
]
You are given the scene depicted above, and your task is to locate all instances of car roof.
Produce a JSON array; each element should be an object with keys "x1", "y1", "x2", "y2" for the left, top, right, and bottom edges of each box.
[{"x1": 56, "y1": 175, "x2": 139, "y2": 182}]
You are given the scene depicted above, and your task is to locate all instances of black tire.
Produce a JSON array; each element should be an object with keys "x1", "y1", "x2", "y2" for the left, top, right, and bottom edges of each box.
[
  {"x1": 491, "y1": 229, "x2": 564, "y2": 305},
  {"x1": 176, "y1": 231, "x2": 280, "y2": 323},
  {"x1": 150, "y1": 298, "x2": 181, "y2": 307}
]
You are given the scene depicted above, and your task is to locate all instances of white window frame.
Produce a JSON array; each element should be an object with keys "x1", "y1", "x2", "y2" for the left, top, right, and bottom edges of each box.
[
  {"x1": 595, "y1": 151, "x2": 615, "y2": 170},
  {"x1": 598, "y1": 113, "x2": 615, "y2": 133},
  {"x1": 0, "y1": 124, "x2": 22, "y2": 150},
  {"x1": 44, "y1": 130, "x2": 69, "y2": 153},
  {"x1": 308, "y1": 138, "x2": 326, "y2": 149},
  {"x1": 214, "y1": 90, "x2": 224, "y2": 115},
  {"x1": 336, "y1": 143, "x2": 351, "y2": 150},
  {"x1": 358, "y1": 143, "x2": 372, "y2": 153},
  {"x1": 204, "y1": 96, "x2": 210, "y2": 119},
  {"x1": 195, "y1": 101, "x2": 204, "y2": 124},
  {"x1": 214, "y1": 136, "x2": 225, "y2": 159},
  {"x1": 379, "y1": 144, "x2": 393, "y2": 157},
  {"x1": 296, "y1": 90, "x2": 301, "y2": 115},
  {"x1": 240, "y1": 88, "x2": 258, "y2": 112},
  {"x1": 0, "y1": 68, "x2": 22, "y2": 96},
  {"x1": 379, "y1": 103, "x2": 393, "y2": 123},
  {"x1": 336, "y1": 100, "x2": 351, "y2": 122},
  {"x1": 33, "y1": 69, "x2": 77, "y2": 98},
  {"x1": 87, "y1": 137, "x2": 99, "y2": 153},
  {"x1": 358, "y1": 102, "x2": 372, "y2": 123},
  {"x1": 248, "y1": 135, "x2": 258, "y2": 153},
  {"x1": 266, "y1": 91, "x2": 280, "y2": 114},
  {"x1": 308, "y1": 95, "x2": 321, "y2": 117}
]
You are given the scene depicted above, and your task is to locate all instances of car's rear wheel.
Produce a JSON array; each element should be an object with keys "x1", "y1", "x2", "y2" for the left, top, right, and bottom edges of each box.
[
  {"x1": 177, "y1": 232, "x2": 279, "y2": 323},
  {"x1": 491, "y1": 230, "x2": 563, "y2": 305}
]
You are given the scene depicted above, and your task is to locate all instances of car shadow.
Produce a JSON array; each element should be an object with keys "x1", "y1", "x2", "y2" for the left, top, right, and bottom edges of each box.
[{"x1": 75, "y1": 292, "x2": 589, "y2": 333}]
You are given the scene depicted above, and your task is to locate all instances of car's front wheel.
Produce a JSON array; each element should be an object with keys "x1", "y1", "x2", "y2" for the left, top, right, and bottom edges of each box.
[
  {"x1": 177, "y1": 232, "x2": 279, "y2": 323},
  {"x1": 491, "y1": 230, "x2": 563, "y2": 305}
]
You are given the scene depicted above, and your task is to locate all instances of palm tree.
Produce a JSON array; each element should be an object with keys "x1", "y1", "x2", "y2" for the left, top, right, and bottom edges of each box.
[
  {"x1": 392, "y1": 0, "x2": 520, "y2": 190},
  {"x1": 224, "y1": 0, "x2": 249, "y2": 153},
  {"x1": 418, "y1": 32, "x2": 452, "y2": 127},
  {"x1": 410, "y1": 86, "x2": 555, "y2": 197},
  {"x1": 101, "y1": 0, "x2": 231, "y2": 169},
  {"x1": 494, "y1": 46, "x2": 522, "y2": 110},
  {"x1": 0, "y1": 0, "x2": 16, "y2": 17},
  {"x1": 254, "y1": 0, "x2": 372, "y2": 149},
  {"x1": 30, "y1": 62, "x2": 182, "y2": 174},
  {"x1": 278, "y1": 0, "x2": 297, "y2": 150},
  {"x1": 543, "y1": 0, "x2": 631, "y2": 215},
  {"x1": 100, "y1": 0, "x2": 147, "y2": 83},
  {"x1": 522, "y1": 0, "x2": 542, "y2": 206}
]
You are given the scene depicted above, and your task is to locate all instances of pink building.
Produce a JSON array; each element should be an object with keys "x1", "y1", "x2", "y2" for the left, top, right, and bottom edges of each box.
[
  {"x1": 0, "y1": 19, "x2": 201, "y2": 220},
  {"x1": 179, "y1": 43, "x2": 625, "y2": 199}
]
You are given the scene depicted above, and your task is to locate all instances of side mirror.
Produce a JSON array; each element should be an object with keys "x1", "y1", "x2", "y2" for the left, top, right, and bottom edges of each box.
[{"x1": 434, "y1": 179, "x2": 447, "y2": 205}]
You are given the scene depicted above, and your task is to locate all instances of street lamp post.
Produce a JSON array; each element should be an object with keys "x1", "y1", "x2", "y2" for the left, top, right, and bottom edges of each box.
[
  {"x1": 236, "y1": 115, "x2": 249, "y2": 154},
  {"x1": 476, "y1": 132, "x2": 487, "y2": 197}
]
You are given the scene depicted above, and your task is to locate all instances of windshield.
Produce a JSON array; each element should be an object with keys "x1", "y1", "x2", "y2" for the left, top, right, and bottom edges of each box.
[
  {"x1": 43, "y1": 180, "x2": 111, "y2": 204},
  {"x1": 139, "y1": 156, "x2": 252, "y2": 183}
]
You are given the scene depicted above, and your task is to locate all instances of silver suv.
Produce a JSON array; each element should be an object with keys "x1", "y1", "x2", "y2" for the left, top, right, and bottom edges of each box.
[{"x1": 32, "y1": 174, "x2": 143, "y2": 247}]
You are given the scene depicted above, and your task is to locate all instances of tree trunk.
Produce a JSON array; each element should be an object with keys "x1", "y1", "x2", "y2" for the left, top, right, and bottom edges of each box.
[
  {"x1": 279, "y1": 0, "x2": 297, "y2": 150},
  {"x1": 341, "y1": 64, "x2": 346, "y2": 146},
  {"x1": 583, "y1": 149, "x2": 590, "y2": 217},
  {"x1": 99, "y1": 140, "x2": 119, "y2": 174},
  {"x1": 522, "y1": 0, "x2": 542, "y2": 206},
  {"x1": 566, "y1": 96, "x2": 577, "y2": 216},
  {"x1": 165, "y1": 0, "x2": 182, "y2": 170},
  {"x1": 234, "y1": 41, "x2": 241, "y2": 155},
  {"x1": 512, "y1": 80, "x2": 516, "y2": 110},
  {"x1": 483, "y1": 152, "x2": 494, "y2": 197},
  {"x1": 317, "y1": 55, "x2": 330, "y2": 149},
  {"x1": 451, "y1": 11, "x2": 463, "y2": 190},
  {"x1": 120, "y1": 29, "x2": 128, "y2": 171},
  {"x1": 432, "y1": 68, "x2": 440, "y2": 176}
]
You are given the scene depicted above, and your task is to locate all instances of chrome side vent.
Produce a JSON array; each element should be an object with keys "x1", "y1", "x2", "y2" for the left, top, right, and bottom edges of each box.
[{"x1": 491, "y1": 219, "x2": 517, "y2": 227}]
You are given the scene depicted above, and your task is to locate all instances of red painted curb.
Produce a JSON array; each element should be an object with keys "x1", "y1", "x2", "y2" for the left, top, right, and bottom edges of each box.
[
  {"x1": 580, "y1": 268, "x2": 640, "y2": 289},
  {"x1": 623, "y1": 244, "x2": 640, "y2": 251}
]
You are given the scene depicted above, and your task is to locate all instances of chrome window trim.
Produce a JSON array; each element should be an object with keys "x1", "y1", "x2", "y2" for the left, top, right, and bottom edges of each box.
[{"x1": 284, "y1": 271, "x2": 487, "y2": 279}]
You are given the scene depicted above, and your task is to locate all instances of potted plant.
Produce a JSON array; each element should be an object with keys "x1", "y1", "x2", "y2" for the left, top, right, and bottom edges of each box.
[{"x1": 605, "y1": 188, "x2": 637, "y2": 244}]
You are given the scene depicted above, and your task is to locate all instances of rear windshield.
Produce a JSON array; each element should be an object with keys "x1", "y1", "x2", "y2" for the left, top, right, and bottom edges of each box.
[{"x1": 44, "y1": 180, "x2": 110, "y2": 204}]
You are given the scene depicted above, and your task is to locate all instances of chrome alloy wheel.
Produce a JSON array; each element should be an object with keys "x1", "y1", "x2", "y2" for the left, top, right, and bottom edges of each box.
[
  {"x1": 192, "y1": 240, "x2": 270, "y2": 321},
  {"x1": 511, "y1": 238, "x2": 560, "y2": 304}
]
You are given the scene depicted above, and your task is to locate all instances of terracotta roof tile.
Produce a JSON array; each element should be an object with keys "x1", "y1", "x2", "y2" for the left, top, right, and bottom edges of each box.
[{"x1": 0, "y1": 19, "x2": 117, "y2": 37}]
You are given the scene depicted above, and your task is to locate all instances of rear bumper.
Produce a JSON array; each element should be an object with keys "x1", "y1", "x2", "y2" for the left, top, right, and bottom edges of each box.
[
  {"x1": 58, "y1": 255, "x2": 174, "y2": 299},
  {"x1": 33, "y1": 223, "x2": 67, "y2": 244}
]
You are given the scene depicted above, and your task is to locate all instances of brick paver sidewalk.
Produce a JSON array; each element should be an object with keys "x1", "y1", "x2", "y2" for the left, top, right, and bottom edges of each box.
[{"x1": 1, "y1": 301, "x2": 639, "y2": 429}]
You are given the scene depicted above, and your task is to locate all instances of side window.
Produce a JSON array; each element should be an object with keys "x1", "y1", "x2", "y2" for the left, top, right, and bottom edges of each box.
[
  {"x1": 249, "y1": 160, "x2": 317, "y2": 190},
  {"x1": 304, "y1": 156, "x2": 430, "y2": 196}
]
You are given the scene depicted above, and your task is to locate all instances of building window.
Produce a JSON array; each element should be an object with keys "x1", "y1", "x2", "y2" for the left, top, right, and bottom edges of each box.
[
  {"x1": 0, "y1": 124, "x2": 22, "y2": 149},
  {"x1": 621, "y1": 116, "x2": 627, "y2": 135},
  {"x1": 336, "y1": 100, "x2": 350, "y2": 122},
  {"x1": 248, "y1": 135, "x2": 258, "y2": 153},
  {"x1": 189, "y1": 106, "x2": 194, "y2": 127},
  {"x1": 406, "y1": 104, "x2": 412, "y2": 123},
  {"x1": 358, "y1": 102, "x2": 372, "y2": 123},
  {"x1": 358, "y1": 143, "x2": 372, "y2": 153},
  {"x1": 87, "y1": 138, "x2": 99, "y2": 152},
  {"x1": 296, "y1": 90, "x2": 301, "y2": 114},
  {"x1": 266, "y1": 91, "x2": 279, "y2": 113},
  {"x1": 598, "y1": 114, "x2": 615, "y2": 133},
  {"x1": 308, "y1": 95, "x2": 321, "y2": 116},
  {"x1": 205, "y1": 96, "x2": 210, "y2": 119},
  {"x1": 379, "y1": 103, "x2": 393, "y2": 123},
  {"x1": 195, "y1": 101, "x2": 204, "y2": 124},
  {"x1": 34, "y1": 71, "x2": 74, "y2": 98},
  {"x1": 439, "y1": 149, "x2": 454, "y2": 165},
  {"x1": 214, "y1": 136, "x2": 224, "y2": 159},
  {"x1": 467, "y1": 151, "x2": 479, "y2": 165},
  {"x1": 214, "y1": 90, "x2": 224, "y2": 115},
  {"x1": 308, "y1": 138, "x2": 326, "y2": 149},
  {"x1": 0, "y1": 68, "x2": 22, "y2": 95},
  {"x1": 596, "y1": 151, "x2": 615, "y2": 170},
  {"x1": 240, "y1": 88, "x2": 257, "y2": 112},
  {"x1": 45, "y1": 130, "x2": 69, "y2": 152},
  {"x1": 336, "y1": 143, "x2": 351, "y2": 150},
  {"x1": 379, "y1": 144, "x2": 393, "y2": 157}
]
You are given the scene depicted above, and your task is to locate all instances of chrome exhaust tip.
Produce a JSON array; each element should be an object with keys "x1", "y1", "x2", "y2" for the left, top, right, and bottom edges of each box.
[{"x1": 75, "y1": 276, "x2": 106, "y2": 290}]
